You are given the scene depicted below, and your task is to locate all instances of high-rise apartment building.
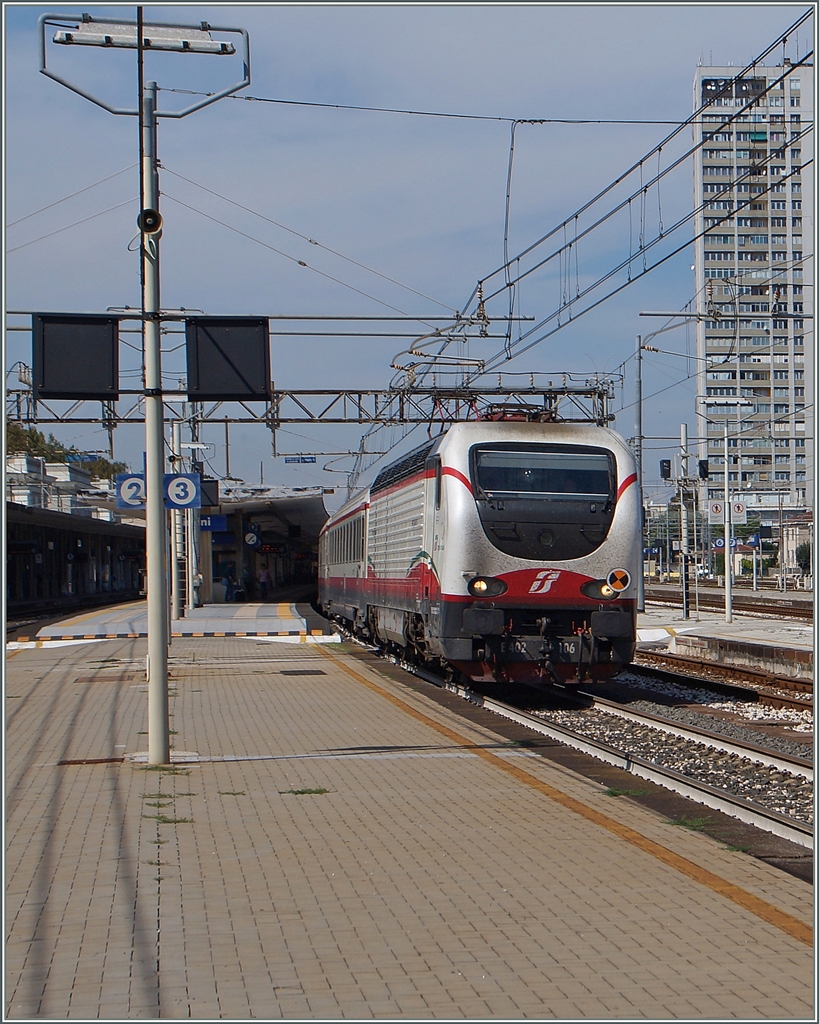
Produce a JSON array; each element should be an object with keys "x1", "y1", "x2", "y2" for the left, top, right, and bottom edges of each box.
[{"x1": 692, "y1": 62, "x2": 812, "y2": 514}]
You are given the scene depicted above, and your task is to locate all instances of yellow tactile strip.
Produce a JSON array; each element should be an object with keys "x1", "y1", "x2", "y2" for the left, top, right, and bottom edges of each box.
[{"x1": 317, "y1": 646, "x2": 812, "y2": 948}]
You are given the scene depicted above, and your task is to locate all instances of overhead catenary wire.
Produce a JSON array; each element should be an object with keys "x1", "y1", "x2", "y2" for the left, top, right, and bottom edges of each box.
[
  {"x1": 160, "y1": 86, "x2": 699, "y2": 125},
  {"x1": 471, "y1": 149, "x2": 813, "y2": 379},
  {"x1": 474, "y1": 58, "x2": 813, "y2": 314},
  {"x1": 7, "y1": 163, "x2": 138, "y2": 228},
  {"x1": 161, "y1": 192, "x2": 440, "y2": 322},
  {"x1": 161, "y1": 165, "x2": 457, "y2": 313},
  {"x1": 6, "y1": 199, "x2": 138, "y2": 253},
  {"x1": 464, "y1": 22, "x2": 813, "y2": 309}
]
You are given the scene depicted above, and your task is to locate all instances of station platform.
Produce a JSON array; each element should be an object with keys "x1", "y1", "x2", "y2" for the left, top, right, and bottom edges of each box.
[
  {"x1": 5, "y1": 628, "x2": 813, "y2": 1019},
  {"x1": 21, "y1": 599, "x2": 335, "y2": 642},
  {"x1": 635, "y1": 599, "x2": 813, "y2": 678}
]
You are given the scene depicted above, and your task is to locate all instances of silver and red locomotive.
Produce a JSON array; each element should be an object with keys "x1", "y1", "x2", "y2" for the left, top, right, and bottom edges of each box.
[{"x1": 318, "y1": 420, "x2": 639, "y2": 685}]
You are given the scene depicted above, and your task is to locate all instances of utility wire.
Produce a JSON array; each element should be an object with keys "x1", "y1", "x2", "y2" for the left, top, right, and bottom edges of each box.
[
  {"x1": 475, "y1": 160, "x2": 813, "y2": 379},
  {"x1": 162, "y1": 192, "x2": 434, "y2": 321},
  {"x1": 160, "y1": 165, "x2": 456, "y2": 312},
  {"x1": 6, "y1": 199, "x2": 137, "y2": 253},
  {"x1": 474, "y1": 51, "x2": 814, "y2": 305},
  {"x1": 7, "y1": 164, "x2": 137, "y2": 228},
  {"x1": 161, "y1": 86, "x2": 693, "y2": 125}
]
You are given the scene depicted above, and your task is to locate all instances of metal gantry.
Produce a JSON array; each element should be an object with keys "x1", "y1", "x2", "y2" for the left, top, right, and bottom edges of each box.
[{"x1": 6, "y1": 381, "x2": 615, "y2": 434}]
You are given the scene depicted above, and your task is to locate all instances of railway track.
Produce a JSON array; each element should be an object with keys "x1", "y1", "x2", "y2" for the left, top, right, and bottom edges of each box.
[
  {"x1": 645, "y1": 588, "x2": 813, "y2": 620},
  {"x1": 365, "y1": 641, "x2": 813, "y2": 851},
  {"x1": 632, "y1": 650, "x2": 812, "y2": 712}
]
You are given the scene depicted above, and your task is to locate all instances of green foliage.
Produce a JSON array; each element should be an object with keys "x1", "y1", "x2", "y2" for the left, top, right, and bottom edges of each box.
[
  {"x1": 6, "y1": 423, "x2": 75, "y2": 460},
  {"x1": 6, "y1": 423, "x2": 126, "y2": 480},
  {"x1": 795, "y1": 542, "x2": 811, "y2": 574},
  {"x1": 84, "y1": 457, "x2": 128, "y2": 481}
]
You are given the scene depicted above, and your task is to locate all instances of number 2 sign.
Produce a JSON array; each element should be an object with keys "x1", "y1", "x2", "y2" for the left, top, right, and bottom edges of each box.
[{"x1": 116, "y1": 474, "x2": 146, "y2": 509}]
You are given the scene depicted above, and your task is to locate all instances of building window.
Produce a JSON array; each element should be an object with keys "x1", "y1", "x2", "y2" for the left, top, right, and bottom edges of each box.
[
  {"x1": 775, "y1": 472, "x2": 791, "y2": 481},
  {"x1": 789, "y1": 96, "x2": 800, "y2": 107}
]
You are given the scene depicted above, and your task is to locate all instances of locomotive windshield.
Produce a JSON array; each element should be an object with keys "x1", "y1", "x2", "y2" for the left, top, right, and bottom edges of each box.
[
  {"x1": 470, "y1": 443, "x2": 617, "y2": 560},
  {"x1": 473, "y1": 446, "x2": 613, "y2": 499}
]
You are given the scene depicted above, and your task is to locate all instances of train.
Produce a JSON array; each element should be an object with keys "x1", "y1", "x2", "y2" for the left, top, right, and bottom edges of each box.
[{"x1": 318, "y1": 419, "x2": 640, "y2": 686}]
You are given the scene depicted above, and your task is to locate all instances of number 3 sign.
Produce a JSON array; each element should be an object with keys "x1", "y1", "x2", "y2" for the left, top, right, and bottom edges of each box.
[{"x1": 164, "y1": 474, "x2": 201, "y2": 509}]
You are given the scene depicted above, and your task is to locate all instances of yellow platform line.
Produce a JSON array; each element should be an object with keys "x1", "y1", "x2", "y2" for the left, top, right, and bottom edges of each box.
[{"x1": 317, "y1": 647, "x2": 812, "y2": 949}]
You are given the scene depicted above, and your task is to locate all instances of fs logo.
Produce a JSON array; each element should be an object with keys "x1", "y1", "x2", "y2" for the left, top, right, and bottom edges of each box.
[{"x1": 528, "y1": 570, "x2": 561, "y2": 594}]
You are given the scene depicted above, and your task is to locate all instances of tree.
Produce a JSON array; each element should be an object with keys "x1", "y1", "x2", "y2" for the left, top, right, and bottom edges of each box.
[
  {"x1": 6, "y1": 423, "x2": 76, "y2": 461},
  {"x1": 6, "y1": 424, "x2": 126, "y2": 481},
  {"x1": 795, "y1": 542, "x2": 812, "y2": 574},
  {"x1": 84, "y1": 457, "x2": 128, "y2": 483}
]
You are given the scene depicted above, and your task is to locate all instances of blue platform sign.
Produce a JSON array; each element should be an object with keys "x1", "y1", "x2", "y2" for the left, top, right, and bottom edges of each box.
[
  {"x1": 116, "y1": 473, "x2": 145, "y2": 509},
  {"x1": 284, "y1": 456, "x2": 317, "y2": 463},
  {"x1": 164, "y1": 474, "x2": 201, "y2": 509},
  {"x1": 200, "y1": 514, "x2": 228, "y2": 532}
]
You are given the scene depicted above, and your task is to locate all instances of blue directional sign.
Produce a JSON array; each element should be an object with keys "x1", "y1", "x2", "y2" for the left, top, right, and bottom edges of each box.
[
  {"x1": 200, "y1": 514, "x2": 228, "y2": 532},
  {"x1": 164, "y1": 474, "x2": 201, "y2": 509},
  {"x1": 284, "y1": 456, "x2": 317, "y2": 464},
  {"x1": 116, "y1": 473, "x2": 146, "y2": 509}
]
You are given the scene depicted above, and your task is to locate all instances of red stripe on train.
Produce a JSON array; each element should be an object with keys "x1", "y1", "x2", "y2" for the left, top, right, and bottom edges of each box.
[
  {"x1": 442, "y1": 466, "x2": 473, "y2": 494},
  {"x1": 617, "y1": 472, "x2": 637, "y2": 501}
]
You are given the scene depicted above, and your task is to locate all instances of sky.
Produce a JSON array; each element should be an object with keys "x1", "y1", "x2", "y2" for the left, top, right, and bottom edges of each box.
[{"x1": 3, "y1": 2, "x2": 811, "y2": 505}]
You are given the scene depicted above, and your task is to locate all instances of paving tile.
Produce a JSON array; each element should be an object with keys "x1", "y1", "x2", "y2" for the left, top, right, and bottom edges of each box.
[{"x1": 4, "y1": 633, "x2": 814, "y2": 1020}]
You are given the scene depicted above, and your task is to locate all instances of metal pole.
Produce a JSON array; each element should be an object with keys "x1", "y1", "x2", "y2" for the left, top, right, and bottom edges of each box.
[
  {"x1": 171, "y1": 420, "x2": 184, "y2": 621},
  {"x1": 142, "y1": 80, "x2": 170, "y2": 765},
  {"x1": 634, "y1": 335, "x2": 645, "y2": 611},
  {"x1": 724, "y1": 418, "x2": 732, "y2": 623},
  {"x1": 778, "y1": 490, "x2": 784, "y2": 591},
  {"x1": 680, "y1": 425, "x2": 690, "y2": 620}
]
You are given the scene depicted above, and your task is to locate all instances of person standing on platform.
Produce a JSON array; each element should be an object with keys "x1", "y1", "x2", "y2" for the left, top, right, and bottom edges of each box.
[{"x1": 257, "y1": 564, "x2": 272, "y2": 601}]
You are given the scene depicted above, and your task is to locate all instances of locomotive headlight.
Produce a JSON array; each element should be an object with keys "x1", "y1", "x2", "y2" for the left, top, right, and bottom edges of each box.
[
  {"x1": 468, "y1": 576, "x2": 507, "y2": 598},
  {"x1": 580, "y1": 579, "x2": 618, "y2": 601}
]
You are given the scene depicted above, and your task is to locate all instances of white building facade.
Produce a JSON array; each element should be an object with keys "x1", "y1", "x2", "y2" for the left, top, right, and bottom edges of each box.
[{"x1": 692, "y1": 61, "x2": 813, "y2": 517}]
